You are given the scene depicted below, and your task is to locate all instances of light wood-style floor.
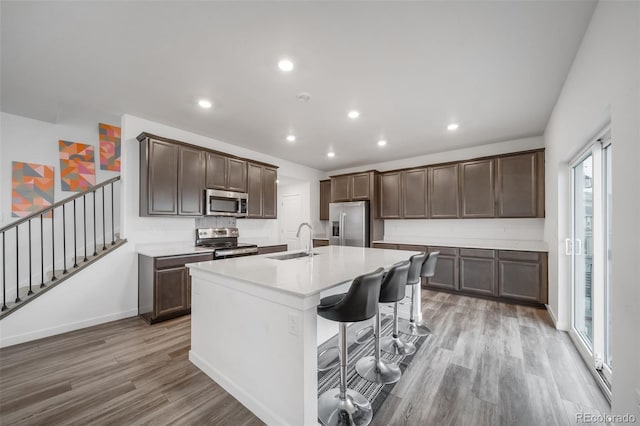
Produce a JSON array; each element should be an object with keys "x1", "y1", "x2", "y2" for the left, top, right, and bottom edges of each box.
[{"x1": 0, "y1": 290, "x2": 609, "y2": 426}]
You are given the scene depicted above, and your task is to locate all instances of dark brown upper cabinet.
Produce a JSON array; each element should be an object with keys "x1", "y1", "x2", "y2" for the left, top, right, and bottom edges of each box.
[
  {"x1": 262, "y1": 166, "x2": 277, "y2": 218},
  {"x1": 178, "y1": 146, "x2": 205, "y2": 216},
  {"x1": 330, "y1": 172, "x2": 374, "y2": 203},
  {"x1": 331, "y1": 175, "x2": 352, "y2": 202},
  {"x1": 247, "y1": 163, "x2": 263, "y2": 218},
  {"x1": 138, "y1": 132, "x2": 277, "y2": 218},
  {"x1": 497, "y1": 151, "x2": 545, "y2": 218},
  {"x1": 460, "y1": 158, "x2": 495, "y2": 218},
  {"x1": 246, "y1": 162, "x2": 277, "y2": 219},
  {"x1": 207, "y1": 153, "x2": 247, "y2": 193},
  {"x1": 139, "y1": 138, "x2": 204, "y2": 216},
  {"x1": 227, "y1": 158, "x2": 248, "y2": 192},
  {"x1": 380, "y1": 172, "x2": 402, "y2": 219},
  {"x1": 205, "y1": 152, "x2": 227, "y2": 190},
  {"x1": 351, "y1": 173, "x2": 371, "y2": 200},
  {"x1": 319, "y1": 180, "x2": 331, "y2": 220},
  {"x1": 401, "y1": 168, "x2": 428, "y2": 218},
  {"x1": 429, "y1": 164, "x2": 460, "y2": 218},
  {"x1": 141, "y1": 138, "x2": 179, "y2": 215}
]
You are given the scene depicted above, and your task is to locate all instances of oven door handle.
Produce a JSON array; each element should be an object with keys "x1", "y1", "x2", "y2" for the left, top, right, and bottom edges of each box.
[{"x1": 215, "y1": 247, "x2": 258, "y2": 257}]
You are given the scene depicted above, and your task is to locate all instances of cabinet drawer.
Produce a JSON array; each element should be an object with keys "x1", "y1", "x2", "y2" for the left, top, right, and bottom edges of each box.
[
  {"x1": 312, "y1": 239, "x2": 329, "y2": 248},
  {"x1": 459, "y1": 248, "x2": 495, "y2": 259},
  {"x1": 155, "y1": 253, "x2": 213, "y2": 270},
  {"x1": 257, "y1": 245, "x2": 288, "y2": 255},
  {"x1": 397, "y1": 244, "x2": 427, "y2": 252},
  {"x1": 427, "y1": 246, "x2": 458, "y2": 256},
  {"x1": 498, "y1": 250, "x2": 540, "y2": 262},
  {"x1": 372, "y1": 243, "x2": 398, "y2": 250}
]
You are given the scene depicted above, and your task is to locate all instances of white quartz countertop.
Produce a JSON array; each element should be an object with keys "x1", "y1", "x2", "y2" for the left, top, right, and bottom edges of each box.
[
  {"x1": 373, "y1": 237, "x2": 548, "y2": 252},
  {"x1": 187, "y1": 245, "x2": 420, "y2": 297},
  {"x1": 137, "y1": 242, "x2": 215, "y2": 257}
]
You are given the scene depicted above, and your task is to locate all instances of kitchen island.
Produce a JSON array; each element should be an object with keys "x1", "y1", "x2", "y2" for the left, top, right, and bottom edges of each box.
[{"x1": 187, "y1": 245, "x2": 419, "y2": 426}]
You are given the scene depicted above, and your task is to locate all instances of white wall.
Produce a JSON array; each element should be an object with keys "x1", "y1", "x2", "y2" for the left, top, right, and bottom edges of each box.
[
  {"x1": 0, "y1": 111, "x2": 121, "y2": 226},
  {"x1": 0, "y1": 110, "x2": 134, "y2": 347},
  {"x1": 0, "y1": 113, "x2": 324, "y2": 346},
  {"x1": 543, "y1": 0, "x2": 639, "y2": 416},
  {"x1": 326, "y1": 135, "x2": 544, "y2": 177}
]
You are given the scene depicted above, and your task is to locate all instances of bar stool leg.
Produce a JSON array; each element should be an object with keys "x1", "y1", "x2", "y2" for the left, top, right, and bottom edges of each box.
[
  {"x1": 355, "y1": 307, "x2": 401, "y2": 384},
  {"x1": 318, "y1": 323, "x2": 373, "y2": 426},
  {"x1": 381, "y1": 302, "x2": 416, "y2": 356},
  {"x1": 400, "y1": 283, "x2": 431, "y2": 336}
]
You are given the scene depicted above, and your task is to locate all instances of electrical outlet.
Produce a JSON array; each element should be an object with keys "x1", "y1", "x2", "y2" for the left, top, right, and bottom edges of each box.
[{"x1": 287, "y1": 313, "x2": 299, "y2": 336}]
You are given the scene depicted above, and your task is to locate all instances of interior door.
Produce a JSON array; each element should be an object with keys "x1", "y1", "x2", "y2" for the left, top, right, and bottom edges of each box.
[{"x1": 280, "y1": 193, "x2": 303, "y2": 250}]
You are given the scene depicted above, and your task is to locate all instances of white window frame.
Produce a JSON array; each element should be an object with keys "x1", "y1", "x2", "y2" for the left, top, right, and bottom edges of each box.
[{"x1": 568, "y1": 126, "x2": 612, "y2": 401}]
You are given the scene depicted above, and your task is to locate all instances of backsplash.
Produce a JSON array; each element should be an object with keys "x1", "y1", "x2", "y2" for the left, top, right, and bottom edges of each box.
[
  {"x1": 195, "y1": 216, "x2": 236, "y2": 228},
  {"x1": 384, "y1": 218, "x2": 544, "y2": 242}
]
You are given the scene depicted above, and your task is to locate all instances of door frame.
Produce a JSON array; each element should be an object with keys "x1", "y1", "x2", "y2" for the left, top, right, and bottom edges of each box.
[{"x1": 568, "y1": 125, "x2": 612, "y2": 400}]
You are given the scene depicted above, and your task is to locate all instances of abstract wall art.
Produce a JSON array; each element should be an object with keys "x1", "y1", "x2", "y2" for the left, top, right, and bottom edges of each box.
[
  {"x1": 58, "y1": 140, "x2": 96, "y2": 192},
  {"x1": 99, "y1": 122, "x2": 121, "y2": 171},
  {"x1": 11, "y1": 161, "x2": 55, "y2": 218}
]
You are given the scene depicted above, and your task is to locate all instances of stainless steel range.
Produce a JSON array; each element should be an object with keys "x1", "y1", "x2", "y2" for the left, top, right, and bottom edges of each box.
[{"x1": 195, "y1": 228, "x2": 258, "y2": 259}]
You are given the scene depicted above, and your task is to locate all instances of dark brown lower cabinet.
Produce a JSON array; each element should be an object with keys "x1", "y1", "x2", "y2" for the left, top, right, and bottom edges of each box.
[
  {"x1": 312, "y1": 239, "x2": 329, "y2": 248},
  {"x1": 459, "y1": 248, "x2": 496, "y2": 296},
  {"x1": 426, "y1": 246, "x2": 459, "y2": 291},
  {"x1": 257, "y1": 245, "x2": 288, "y2": 255},
  {"x1": 373, "y1": 242, "x2": 547, "y2": 305},
  {"x1": 498, "y1": 250, "x2": 547, "y2": 303},
  {"x1": 138, "y1": 252, "x2": 213, "y2": 323}
]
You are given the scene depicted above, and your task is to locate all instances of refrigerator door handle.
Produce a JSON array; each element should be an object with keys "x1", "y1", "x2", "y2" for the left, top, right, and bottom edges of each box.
[{"x1": 340, "y1": 212, "x2": 346, "y2": 245}]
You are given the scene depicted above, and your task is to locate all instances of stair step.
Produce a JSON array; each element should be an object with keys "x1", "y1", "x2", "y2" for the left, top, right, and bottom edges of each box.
[{"x1": 0, "y1": 238, "x2": 127, "y2": 319}]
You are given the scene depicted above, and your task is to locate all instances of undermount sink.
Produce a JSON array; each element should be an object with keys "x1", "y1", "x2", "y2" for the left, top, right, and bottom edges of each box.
[{"x1": 268, "y1": 252, "x2": 319, "y2": 260}]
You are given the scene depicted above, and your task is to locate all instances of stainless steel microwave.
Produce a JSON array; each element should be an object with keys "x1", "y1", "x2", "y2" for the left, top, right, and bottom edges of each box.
[{"x1": 204, "y1": 189, "x2": 248, "y2": 217}]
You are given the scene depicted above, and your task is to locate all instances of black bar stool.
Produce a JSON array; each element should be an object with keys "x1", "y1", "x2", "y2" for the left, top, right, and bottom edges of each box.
[
  {"x1": 401, "y1": 251, "x2": 438, "y2": 336},
  {"x1": 356, "y1": 260, "x2": 410, "y2": 385},
  {"x1": 317, "y1": 268, "x2": 384, "y2": 426},
  {"x1": 381, "y1": 254, "x2": 426, "y2": 357}
]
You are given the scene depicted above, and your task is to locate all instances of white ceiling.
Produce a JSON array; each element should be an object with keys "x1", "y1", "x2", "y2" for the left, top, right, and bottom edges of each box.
[{"x1": 1, "y1": 1, "x2": 596, "y2": 171}]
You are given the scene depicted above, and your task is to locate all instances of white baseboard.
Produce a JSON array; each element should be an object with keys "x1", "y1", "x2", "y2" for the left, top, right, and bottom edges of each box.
[
  {"x1": 0, "y1": 309, "x2": 138, "y2": 348},
  {"x1": 189, "y1": 350, "x2": 300, "y2": 426},
  {"x1": 545, "y1": 304, "x2": 570, "y2": 331}
]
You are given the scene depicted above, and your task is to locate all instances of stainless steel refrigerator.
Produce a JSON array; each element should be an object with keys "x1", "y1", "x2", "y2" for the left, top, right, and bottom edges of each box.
[{"x1": 329, "y1": 201, "x2": 370, "y2": 247}]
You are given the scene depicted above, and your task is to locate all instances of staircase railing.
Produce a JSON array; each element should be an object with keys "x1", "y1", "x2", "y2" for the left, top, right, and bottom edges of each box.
[{"x1": 0, "y1": 176, "x2": 122, "y2": 314}]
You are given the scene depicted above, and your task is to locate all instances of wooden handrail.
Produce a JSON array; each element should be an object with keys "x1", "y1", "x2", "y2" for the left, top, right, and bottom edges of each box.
[{"x1": 0, "y1": 176, "x2": 121, "y2": 233}]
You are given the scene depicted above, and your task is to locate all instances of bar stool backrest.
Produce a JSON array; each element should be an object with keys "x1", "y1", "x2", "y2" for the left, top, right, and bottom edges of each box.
[
  {"x1": 407, "y1": 252, "x2": 427, "y2": 285},
  {"x1": 321, "y1": 267, "x2": 384, "y2": 323},
  {"x1": 379, "y1": 261, "x2": 410, "y2": 303},
  {"x1": 421, "y1": 251, "x2": 440, "y2": 279}
]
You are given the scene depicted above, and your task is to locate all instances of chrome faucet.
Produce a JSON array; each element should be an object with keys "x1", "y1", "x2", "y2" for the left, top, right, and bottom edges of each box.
[{"x1": 296, "y1": 222, "x2": 314, "y2": 256}]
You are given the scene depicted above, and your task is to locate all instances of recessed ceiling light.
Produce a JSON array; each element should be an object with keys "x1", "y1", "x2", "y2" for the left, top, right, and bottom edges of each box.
[
  {"x1": 378, "y1": 140, "x2": 387, "y2": 146},
  {"x1": 278, "y1": 59, "x2": 294, "y2": 72},
  {"x1": 327, "y1": 152, "x2": 335, "y2": 158},
  {"x1": 348, "y1": 110, "x2": 360, "y2": 119},
  {"x1": 198, "y1": 99, "x2": 213, "y2": 109},
  {"x1": 286, "y1": 134, "x2": 296, "y2": 142},
  {"x1": 447, "y1": 123, "x2": 459, "y2": 131}
]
